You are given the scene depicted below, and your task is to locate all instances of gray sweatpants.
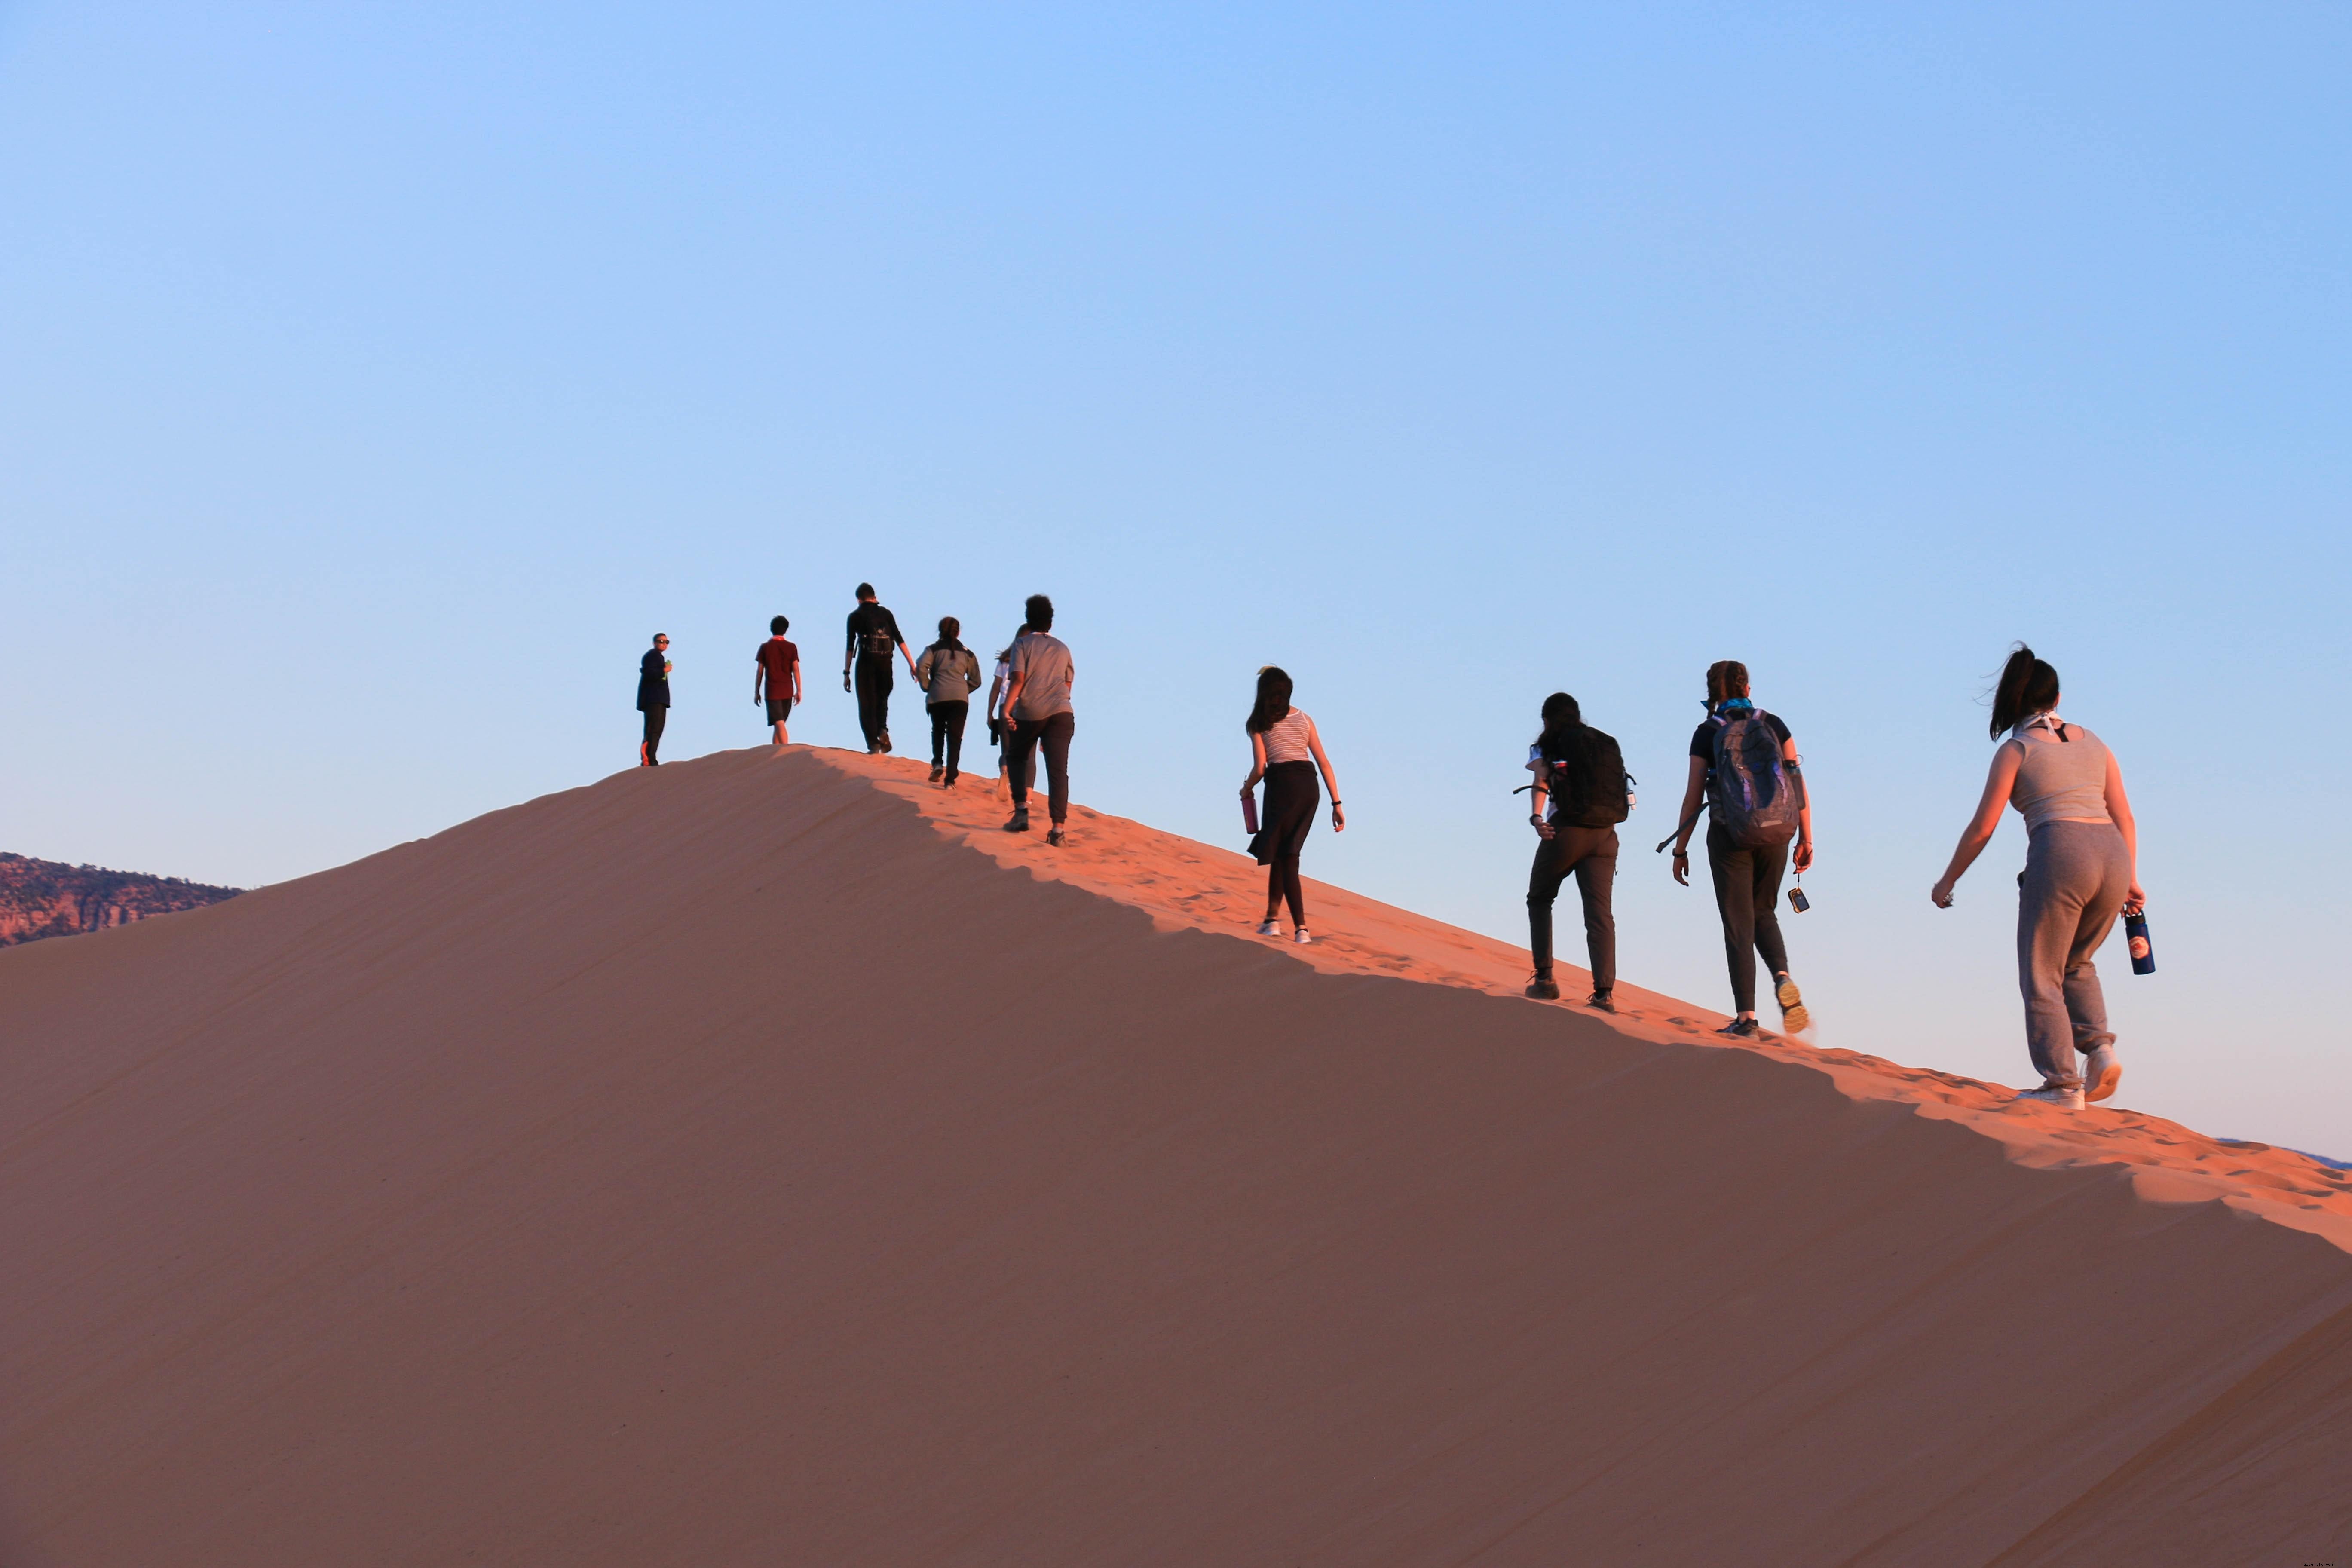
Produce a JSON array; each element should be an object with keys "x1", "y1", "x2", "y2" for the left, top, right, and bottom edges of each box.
[{"x1": 2017, "y1": 820, "x2": 2131, "y2": 1090}]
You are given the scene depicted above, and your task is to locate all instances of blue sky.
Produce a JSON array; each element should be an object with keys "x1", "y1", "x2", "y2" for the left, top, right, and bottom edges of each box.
[{"x1": 3, "y1": 1, "x2": 2346, "y2": 1152}]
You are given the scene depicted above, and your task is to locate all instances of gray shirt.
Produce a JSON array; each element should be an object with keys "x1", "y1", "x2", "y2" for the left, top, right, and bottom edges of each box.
[
  {"x1": 2007, "y1": 717, "x2": 2113, "y2": 832},
  {"x1": 915, "y1": 643, "x2": 982, "y2": 705},
  {"x1": 1007, "y1": 633, "x2": 1075, "y2": 721}
]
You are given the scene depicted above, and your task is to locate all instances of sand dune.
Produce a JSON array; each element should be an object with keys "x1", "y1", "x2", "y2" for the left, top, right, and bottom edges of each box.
[{"x1": 0, "y1": 745, "x2": 2345, "y2": 1565}]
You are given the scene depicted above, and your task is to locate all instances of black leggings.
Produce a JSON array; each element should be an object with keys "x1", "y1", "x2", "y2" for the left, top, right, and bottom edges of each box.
[
  {"x1": 928, "y1": 701, "x2": 969, "y2": 780},
  {"x1": 1528, "y1": 824, "x2": 1617, "y2": 991},
  {"x1": 640, "y1": 706, "x2": 665, "y2": 765},
  {"x1": 1253, "y1": 761, "x2": 1319, "y2": 926},
  {"x1": 1706, "y1": 823, "x2": 1791, "y2": 1013}
]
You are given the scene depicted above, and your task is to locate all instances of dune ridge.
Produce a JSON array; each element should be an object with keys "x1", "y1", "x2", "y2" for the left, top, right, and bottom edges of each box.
[{"x1": 0, "y1": 744, "x2": 2344, "y2": 1565}]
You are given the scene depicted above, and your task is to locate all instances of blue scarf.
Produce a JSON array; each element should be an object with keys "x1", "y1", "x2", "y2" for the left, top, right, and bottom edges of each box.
[{"x1": 1715, "y1": 697, "x2": 1755, "y2": 716}]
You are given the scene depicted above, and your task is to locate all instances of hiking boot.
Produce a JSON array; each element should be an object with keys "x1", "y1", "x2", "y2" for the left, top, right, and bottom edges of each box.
[
  {"x1": 928, "y1": 764, "x2": 944, "y2": 784},
  {"x1": 1525, "y1": 973, "x2": 1561, "y2": 1001},
  {"x1": 878, "y1": 732, "x2": 892, "y2": 754},
  {"x1": 2082, "y1": 1045, "x2": 2121, "y2": 1103},
  {"x1": 1003, "y1": 812, "x2": 1031, "y2": 833},
  {"x1": 1045, "y1": 827, "x2": 1065, "y2": 848},
  {"x1": 1586, "y1": 990, "x2": 1617, "y2": 1014},
  {"x1": 1256, "y1": 919, "x2": 1281, "y2": 937},
  {"x1": 1717, "y1": 1017, "x2": 1760, "y2": 1039},
  {"x1": 1774, "y1": 975, "x2": 1811, "y2": 1034},
  {"x1": 2016, "y1": 1083, "x2": 2085, "y2": 1110}
]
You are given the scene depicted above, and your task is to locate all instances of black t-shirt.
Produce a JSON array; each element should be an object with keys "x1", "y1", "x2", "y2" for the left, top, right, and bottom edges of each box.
[
  {"x1": 1690, "y1": 710, "x2": 1791, "y2": 760},
  {"x1": 846, "y1": 602, "x2": 904, "y2": 659}
]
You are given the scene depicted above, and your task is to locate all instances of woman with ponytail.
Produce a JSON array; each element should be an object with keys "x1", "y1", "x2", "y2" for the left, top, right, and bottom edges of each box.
[
  {"x1": 1932, "y1": 645, "x2": 2144, "y2": 1110},
  {"x1": 1522, "y1": 692, "x2": 1623, "y2": 1009}
]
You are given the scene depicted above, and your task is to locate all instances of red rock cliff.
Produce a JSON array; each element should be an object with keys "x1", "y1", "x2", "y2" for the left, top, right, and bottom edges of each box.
[{"x1": 0, "y1": 852, "x2": 241, "y2": 946}]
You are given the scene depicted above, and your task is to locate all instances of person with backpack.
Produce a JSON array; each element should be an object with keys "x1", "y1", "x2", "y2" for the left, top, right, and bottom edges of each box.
[
  {"x1": 1929, "y1": 645, "x2": 2143, "y2": 1110},
  {"x1": 1240, "y1": 666, "x2": 1344, "y2": 943},
  {"x1": 1522, "y1": 692, "x2": 1626, "y2": 1009},
  {"x1": 914, "y1": 616, "x2": 983, "y2": 787},
  {"x1": 1663, "y1": 660, "x2": 1813, "y2": 1037},
  {"x1": 753, "y1": 616, "x2": 801, "y2": 746},
  {"x1": 842, "y1": 583, "x2": 920, "y2": 754}
]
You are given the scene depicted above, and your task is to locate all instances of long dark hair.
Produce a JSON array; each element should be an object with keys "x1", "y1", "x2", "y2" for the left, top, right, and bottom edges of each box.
[
  {"x1": 1246, "y1": 666, "x2": 1294, "y2": 734},
  {"x1": 934, "y1": 615, "x2": 963, "y2": 653},
  {"x1": 1537, "y1": 691, "x2": 1592, "y2": 812},
  {"x1": 1990, "y1": 643, "x2": 2061, "y2": 739},
  {"x1": 1536, "y1": 692, "x2": 1586, "y2": 761}
]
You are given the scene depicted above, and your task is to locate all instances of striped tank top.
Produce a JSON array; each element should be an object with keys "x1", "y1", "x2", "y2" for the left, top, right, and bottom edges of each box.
[{"x1": 1259, "y1": 707, "x2": 1315, "y2": 765}]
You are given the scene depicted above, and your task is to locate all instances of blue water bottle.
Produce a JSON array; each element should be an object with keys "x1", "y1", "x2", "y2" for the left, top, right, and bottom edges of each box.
[{"x1": 2124, "y1": 910, "x2": 2155, "y2": 975}]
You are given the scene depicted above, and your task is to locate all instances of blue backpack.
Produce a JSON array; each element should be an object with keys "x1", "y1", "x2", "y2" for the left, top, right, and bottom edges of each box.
[{"x1": 1703, "y1": 709, "x2": 1803, "y2": 849}]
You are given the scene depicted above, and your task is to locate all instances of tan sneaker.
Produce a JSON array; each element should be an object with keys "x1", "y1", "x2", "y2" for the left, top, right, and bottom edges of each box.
[{"x1": 1774, "y1": 975, "x2": 1811, "y2": 1034}]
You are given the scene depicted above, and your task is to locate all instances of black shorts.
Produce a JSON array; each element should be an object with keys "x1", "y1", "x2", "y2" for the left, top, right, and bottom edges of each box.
[{"x1": 764, "y1": 698, "x2": 793, "y2": 724}]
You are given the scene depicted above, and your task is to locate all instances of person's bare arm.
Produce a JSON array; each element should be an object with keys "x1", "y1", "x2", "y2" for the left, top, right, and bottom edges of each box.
[
  {"x1": 1932, "y1": 746, "x2": 2022, "y2": 906},
  {"x1": 2104, "y1": 750, "x2": 2144, "y2": 912},
  {"x1": 754, "y1": 656, "x2": 766, "y2": 704},
  {"x1": 901, "y1": 639, "x2": 921, "y2": 681},
  {"x1": 1670, "y1": 755, "x2": 1707, "y2": 885},
  {"x1": 1305, "y1": 721, "x2": 1344, "y2": 830},
  {"x1": 1785, "y1": 737, "x2": 1814, "y2": 873},
  {"x1": 790, "y1": 655, "x2": 802, "y2": 705},
  {"x1": 999, "y1": 671, "x2": 1027, "y2": 723},
  {"x1": 1529, "y1": 763, "x2": 1553, "y2": 840},
  {"x1": 1242, "y1": 732, "x2": 1269, "y2": 794}
]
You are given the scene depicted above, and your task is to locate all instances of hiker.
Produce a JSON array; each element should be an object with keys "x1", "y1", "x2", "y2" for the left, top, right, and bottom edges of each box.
[
  {"x1": 1663, "y1": 660, "x2": 1813, "y2": 1037},
  {"x1": 914, "y1": 616, "x2": 983, "y2": 787},
  {"x1": 986, "y1": 625, "x2": 1034, "y2": 799},
  {"x1": 1240, "y1": 666, "x2": 1344, "y2": 944},
  {"x1": 842, "y1": 584, "x2": 920, "y2": 754},
  {"x1": 1522, "y1": 692, "x2": 1626, "y2": 1009},
  {"x1": 637, "y1": 632, "x2": 672, "y2": 766},
  {"x1": 753, "y1": 616, "x2": 801, "y2": 746},
  {"x1": 1931, "y1": 645, "x2": 2143, "y2": 1111},
  {"x1": 998, "y1": 594, "x2": 1075, "y2": 845}
]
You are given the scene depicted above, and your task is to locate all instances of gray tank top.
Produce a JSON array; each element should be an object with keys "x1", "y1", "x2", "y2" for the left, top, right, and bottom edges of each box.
[{"x1": 2008, "y1": 719, "x2": 2113, "y2": 832}]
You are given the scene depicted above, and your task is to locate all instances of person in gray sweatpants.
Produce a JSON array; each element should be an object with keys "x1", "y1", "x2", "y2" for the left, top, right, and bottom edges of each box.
[{"x1": 1931, "y1": 646, "x2": 2145, "y2": 1110}]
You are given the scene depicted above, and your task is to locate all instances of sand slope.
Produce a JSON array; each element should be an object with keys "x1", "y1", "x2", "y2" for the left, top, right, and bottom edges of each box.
[{"x1": 0, "y1": 746, "x2": 2346, "y2": 1565}]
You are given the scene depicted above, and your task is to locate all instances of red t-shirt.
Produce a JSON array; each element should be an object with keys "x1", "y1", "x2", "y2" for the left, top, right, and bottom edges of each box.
[{"x1": 756, "y1": 637, "x2": 799, "y2": 695}]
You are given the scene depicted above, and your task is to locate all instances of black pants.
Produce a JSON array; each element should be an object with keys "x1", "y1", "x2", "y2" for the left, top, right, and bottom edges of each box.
[
  {"x1": 1528, "y1": 824, "x2": 1617, "y2": 991},
  {"x1": 928, "y1": 701, "x2": 969, "y2": 781},
  {"x1": 1006, "y1": 711, "x2": 1074, "y2": 824},
  {"x1": 1707, "y1": 823, "x2": 1791, "y2": 1013},
  {"x1": 854, "y1": 657, "x2": 894, "y2": 750},
  {"x1": 640, "y1": 705, "x2": 665, "y2": 765},
  {"x1": 1251, "y1": 760, "x2": 1319, "y2": 926}
]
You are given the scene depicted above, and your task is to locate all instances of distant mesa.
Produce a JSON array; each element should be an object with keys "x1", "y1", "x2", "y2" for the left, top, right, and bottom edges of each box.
[{"x1": 0, "y1": 852, "x2": 241, "y2": 947}]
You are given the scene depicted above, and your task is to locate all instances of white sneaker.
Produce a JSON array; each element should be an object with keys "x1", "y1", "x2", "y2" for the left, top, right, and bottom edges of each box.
[
  {"x1": 2082, "y1": 1045, "x2": 2121, "y2": 1104},
  {"x1": 1294, "y1": 928, "x2": 1314, "y2": 945},
  {"x1": 2015, "y1": 1084, "x2": 2085, "y2": 1111},
  {"x1": 1256, "y1": 920, "x2": 1280, "y2": 937}
]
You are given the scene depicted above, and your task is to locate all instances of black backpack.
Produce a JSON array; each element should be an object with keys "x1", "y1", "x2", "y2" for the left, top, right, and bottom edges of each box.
[
  {"x1": 1704, "y1": 709, "x2": 1803, "y2": 848},
  {"x1": 1547, "y1": 726, "x2": 1633, "y2": 828}
]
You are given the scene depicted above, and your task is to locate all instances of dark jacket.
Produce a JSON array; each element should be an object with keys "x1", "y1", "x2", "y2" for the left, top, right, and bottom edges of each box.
[{"x1": 637, "y1": 647, "x2": 670, "y2": 711}]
